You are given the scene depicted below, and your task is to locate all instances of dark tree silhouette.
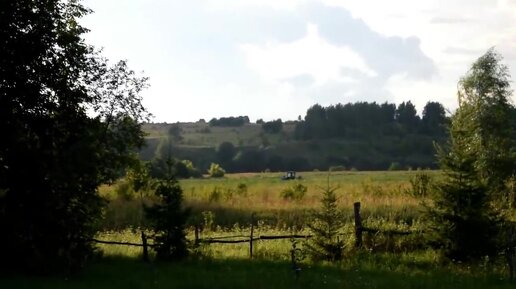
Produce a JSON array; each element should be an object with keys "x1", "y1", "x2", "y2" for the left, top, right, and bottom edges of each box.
[
  {"x1": 0, "y1": 0, "x2": 148, "y2": 273},
  {"x1": 422, "y1": 101, "x2": 447, "y2": 135}
]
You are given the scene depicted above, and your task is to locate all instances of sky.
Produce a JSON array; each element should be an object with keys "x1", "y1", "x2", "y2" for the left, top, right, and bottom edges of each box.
[{"x1": 81, "y1": 0, "x2": 516, "y2": 123}]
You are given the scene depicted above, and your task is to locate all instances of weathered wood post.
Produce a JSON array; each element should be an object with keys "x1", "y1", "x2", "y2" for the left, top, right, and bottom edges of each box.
[
  {"x1": 194, "y1": 225, "x2": 200, "y2": 247},
  {"x1": 250, "y1": 213, "x2": 255, "y2": 259},
  {"x1": 141, "y1": 231, "x2": 149, "y2": 262},
  {"x1": 354, "y1": 202, "x2": 363, "y2": 248}
]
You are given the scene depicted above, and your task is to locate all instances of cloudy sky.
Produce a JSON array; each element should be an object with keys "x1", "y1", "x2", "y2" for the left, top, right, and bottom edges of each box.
[{"x1": 81, "y1": 0, "x2": 516, "y2": 122}]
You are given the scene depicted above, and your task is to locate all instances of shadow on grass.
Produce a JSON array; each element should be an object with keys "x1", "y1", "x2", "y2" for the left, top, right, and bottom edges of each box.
[{"x1": 1, "y1": 254, "x2": 514, "y2": 289}]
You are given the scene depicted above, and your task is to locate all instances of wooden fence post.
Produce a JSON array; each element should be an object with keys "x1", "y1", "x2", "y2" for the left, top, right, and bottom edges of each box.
[
  {"x1": 354, "y1": 202, "x2": 363, "y2": 248},
  {"x1": 194, "y1": 225, "x2": 200, "y2": 247},
  {"x1": 141, "y1": 231, "x2": 149, "y2": 262},
  {"x1": 250, "y1": 213, "x2": 255, "y2": 259}
]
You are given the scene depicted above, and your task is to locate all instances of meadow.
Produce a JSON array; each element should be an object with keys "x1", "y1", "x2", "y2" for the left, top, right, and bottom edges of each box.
[
  {"x1": 100, "y1": 170, "x2": 436, "y2": 230},
  {"x1": 4, "y1": 170, "x2": 514, "y2": 288}
]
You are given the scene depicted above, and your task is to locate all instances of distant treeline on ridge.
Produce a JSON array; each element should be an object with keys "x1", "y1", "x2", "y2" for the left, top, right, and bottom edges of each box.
[
  {"x1": 295, "y1": 101, "x2": 448, "y2": 139},
  {"x1": 142, "y1": 100, "x2": 458, "y2": 173}
]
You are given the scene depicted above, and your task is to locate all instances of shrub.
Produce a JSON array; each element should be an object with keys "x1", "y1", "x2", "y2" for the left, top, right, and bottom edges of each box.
[
  {"x1": 181, "y1": 160, "x2": 202, "y2": 178},
  {"x1": 208, "y1": 163, "x2": 225, "y2": 178},
  {"x1": 201, "y1": 211, "x2": 215, "y2": 231},
  {"x1": 115, "y1": 179, "x2": 135, "y2": 200},
  {"x1": 236, "y1": 183, "x2": 248, "y2": 195},
  {"x1": 280, "y1": 184, "x2": 307, "y2": 201},
  {"x1": 407, "y1": 171, "x2": 433, "y2": 197}
]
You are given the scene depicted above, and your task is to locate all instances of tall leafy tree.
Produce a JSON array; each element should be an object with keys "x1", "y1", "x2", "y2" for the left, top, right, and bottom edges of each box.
[
  {"x1": 456, "y1": 49, "x2": 516, "y2": 200},
  {"x1": 422, "y1": 101, "x2": 447, "y2": 135},
  {"x1": 0, "y1": 0, "x2": 148, "y2": 273},
  {"x1": 396, "y1": 101, "x2": 420, "y2": 131},
  {"x1": 428, "y1": 48, "x2": 515, "y2": 261}
]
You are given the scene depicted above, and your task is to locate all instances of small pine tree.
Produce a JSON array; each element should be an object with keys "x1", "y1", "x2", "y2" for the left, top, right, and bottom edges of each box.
[
  {"x1": 305, "y1": 184, "x2": 345, "y2": 261},
  {"x1": 427, "y1": 49, "x2": 514, "y2": 262},
  {"x1": 145, "y1": 158, "x2": 190, "y2": 261},
  {"x1": 428, "y1": 144, "x2": 500, "y2": 261}
]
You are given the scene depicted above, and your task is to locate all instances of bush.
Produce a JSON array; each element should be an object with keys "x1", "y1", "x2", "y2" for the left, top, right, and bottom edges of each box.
[
  {"x1": 280, "y1": 183, "x2": 307, "y2": 201},
  {"x1": 115, "y1": 179, "x2": 135, "y2": 200},
  {"x1": 407, "y1": 171, "x2": 433, "y2": 197},
  {"x1": 181, "y1": 160, "x2": 202, "y2": 178},
  {"x1": 208, "y1": 163, "x2": 225, "y2": 178},
  {"x1": 236, "y1": 183, "x2": 248, "y2": 196}
]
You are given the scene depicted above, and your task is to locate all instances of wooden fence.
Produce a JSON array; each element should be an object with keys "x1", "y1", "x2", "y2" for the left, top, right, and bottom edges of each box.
[{"x1": 92, "y1": 202, "x2": 416, "y2": 261}]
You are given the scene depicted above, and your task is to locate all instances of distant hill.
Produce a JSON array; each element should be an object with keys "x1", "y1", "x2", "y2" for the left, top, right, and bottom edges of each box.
[{"x1": 140, "y1": 120, "x2": 444, "y2": 173}]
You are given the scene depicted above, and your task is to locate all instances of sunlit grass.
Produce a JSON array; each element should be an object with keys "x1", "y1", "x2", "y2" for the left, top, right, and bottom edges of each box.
[{"x1": 99, "y1": 170, "x2": 438, "y2": 230}]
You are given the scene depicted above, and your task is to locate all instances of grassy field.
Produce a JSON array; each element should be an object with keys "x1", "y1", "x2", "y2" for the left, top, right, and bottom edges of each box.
[
  {"x1": 101, "y1": 170, "x2": 436, "y2": 230},
  {"x1": 3, "y1": 170, "x2": 515, "y2": 288},
  {"x1": 143, "y1": 122, "x2": 297, "y2": 147}
]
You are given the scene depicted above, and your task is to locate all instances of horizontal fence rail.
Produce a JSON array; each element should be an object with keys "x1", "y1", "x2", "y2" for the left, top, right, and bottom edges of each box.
[{"x1": 91, "y1": 202, "x2": 419, "y2": 250}]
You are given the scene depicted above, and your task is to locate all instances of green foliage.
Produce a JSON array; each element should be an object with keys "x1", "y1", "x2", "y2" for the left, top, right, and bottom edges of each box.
[
  {"x1": 201, "y1": 210, "x2": 216, "y2": 230},
  {"x1": 396, "y1": 101, "x2": 420, "y2": 131},
  {"x1": 216, "y1": 141, "x2": 236, "y2": 164},
  {"x1": 181, "y1": 160, "x2": 202, "y2": 178},
  {"x1": 115, "y1": 179, "x2": 136, "y2": 200},
  {"x1": 427, "y1": 49, "x2": 515, "y2": 262},
  {"x1": 456, "y1": 49, "x2": 516, "y2": 205},
  {"x1": 262, "y1": 119, "x2": 283, "y2": 134},
  {"x1": 422, "y1": 101, "x2": 448, "y2": 135},
  {"x1": 168, "y1": 124, "x2": 183, "y2": 143},
  {"x1": 0, "y1": 0, "x2": 148, "y2": 273},
  {"x1": 236, "y1": 183, "x2": 248, "y2": 196},
  {"x1": 149, "y1": 158, "x2": 201, "y2": 179},
  {"x1": 208, "y1": 163, "x2": 225, "y2": 178},
  {"x1": 145, "y1": 158, "x2": 190, "y2": 261},
  {"x1": 209, "y1": 116, "x2": 250, "y2": 127},
  {"x1": 408, "y1": 171, "x2": 433, "y2": 197},
  {"x1": 208, "y1": 187, "x2": 222, "y2": 203},
  {"x1": 142, "y1": 117, "x2": 449, "y2": 172},
  {"x1": 280, "y1": 183, "x2": 307, "y2": 201},
  {"x1": 305, "y1": 184, "x2": 345, "y2": 261}
]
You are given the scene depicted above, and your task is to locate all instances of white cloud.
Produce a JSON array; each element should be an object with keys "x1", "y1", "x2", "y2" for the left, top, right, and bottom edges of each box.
[
  {"x1": 81, "y1": 0, "x2": 516, "y2": 121},
  {"x1": 240, "y1": 23, "x2": 376, "y2": 85},
  {"x1": 385, "y1": 73, "x2": 457, "y2": 114},
  {"x1": 205, "y1": 0, "x2": 302, "y2": 11}
]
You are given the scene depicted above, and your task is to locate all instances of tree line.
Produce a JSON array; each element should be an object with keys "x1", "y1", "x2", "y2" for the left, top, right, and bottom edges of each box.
[{"x1": 294, "y1": 101, "x2": 448, "y2": 140}]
